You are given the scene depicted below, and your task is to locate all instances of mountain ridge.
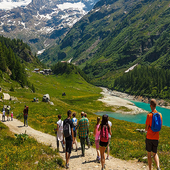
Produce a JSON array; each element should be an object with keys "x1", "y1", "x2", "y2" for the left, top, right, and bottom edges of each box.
[
  {"x1": 39, "y1": 0, "x2": 170, "y2": 87},
  {"x1": 0, "y1": 0, "x2": 99, "y2": 53}
]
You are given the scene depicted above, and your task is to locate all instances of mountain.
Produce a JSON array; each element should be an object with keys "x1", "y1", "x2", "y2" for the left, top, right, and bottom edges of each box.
[
  {"x1": 0, "y1": 0, "x2": 99, "y2": 54},
  {"x1": 39, "y1": 0, "x2": 170, "y2": 86}
]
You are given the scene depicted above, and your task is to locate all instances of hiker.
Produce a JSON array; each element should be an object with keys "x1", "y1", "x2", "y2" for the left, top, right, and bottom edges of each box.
[
  {"x1": 11, "y1": 112, "x2": 13, "y2": 121},
  {"x1": 77, "y1": 111, "x2": 89, "y2": 157},
  {"x1": 99, "y1": 114, "x2": 112, "y2": 170},
  {"x1": 2, "y1": 109, "x2": 5, "y2": 122},
  {"x1": 63, "y1": 110, "x2": 74, "y2": 169},
  {"x1": 145, "y1": 99, "x2": 162, "y2": 170},
  {"x1": 7, "y1": 105, "x2": 10, "y2": 121},
  {"x1": 72, "y1": 112, "x2": 78, "y2": 151},
  {"x1": 23, "y1": 105, "x2": 29, "y2": 126},
  {"x1": 106, "y1": 115, "x2": 112, "y2": 160},
  {"x1": 94, "y1": 116, "x2": 101, "y2": 162},
  {"x1": 56, "y1": 114, "x2": 65, "y2": 152},
  {"x1": 84, "y1": 113, "x2": 90, "y2": 148}
]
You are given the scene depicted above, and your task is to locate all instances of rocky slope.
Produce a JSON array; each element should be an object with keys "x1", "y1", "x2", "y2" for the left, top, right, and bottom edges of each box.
[{"x1": 0, "y1": 0, "x2": 99, "y2": 53}]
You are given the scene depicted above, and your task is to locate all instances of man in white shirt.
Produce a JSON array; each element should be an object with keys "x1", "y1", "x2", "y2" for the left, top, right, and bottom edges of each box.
[
  {"x1": 56, "y1": 114, "x2": 65, "y2": 152},
  {"x1": 106, "y1": 115, "x2": 112, "y2": 159}
]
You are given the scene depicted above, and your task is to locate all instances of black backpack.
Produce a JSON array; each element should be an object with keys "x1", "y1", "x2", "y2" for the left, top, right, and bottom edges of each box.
[{"x1": 63, "y1": 122, "x2": 71, "y2": 138}]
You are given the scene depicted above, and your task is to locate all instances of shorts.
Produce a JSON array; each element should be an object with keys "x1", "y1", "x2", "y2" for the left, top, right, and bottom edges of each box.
[
  {"x1": 66, "y1": 140, "x2": 72, "y2": 154},
  {"x1": 145, "y1": 138, "x2": 159, "y2": 153},
  {"x1": 73, "y1": 130, "x2": 77, "y2": 137},
  {"x1": 95, "y1": 140, "x2": 100, "y2": 150},
  {"x1": 99, "y1": 141, "x2": 108, "y2": 148}
]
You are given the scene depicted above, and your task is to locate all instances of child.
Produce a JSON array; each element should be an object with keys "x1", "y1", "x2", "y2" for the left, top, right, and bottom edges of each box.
[
  {"x1": 2, "y1": 110, "x2": 5, "y2": 122},
  {"x1": 94, "y1": 117, "x2": 101, "y2": 162},
  {"x1": 11, "y1": 112, "x2": 13, "y2": 121}
]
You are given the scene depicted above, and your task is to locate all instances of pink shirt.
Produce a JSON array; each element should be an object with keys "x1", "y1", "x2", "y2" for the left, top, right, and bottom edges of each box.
[
  {"x1": 11, "y1": 113, "x2": 13, "y2": 118},
  {"x1": 95, "y1": 124, "x2": 100, "y2": 140}
]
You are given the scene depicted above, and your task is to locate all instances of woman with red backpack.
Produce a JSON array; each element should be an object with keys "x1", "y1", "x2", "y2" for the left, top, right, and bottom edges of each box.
[{"x1": 99, "y1": 114, "x2": 112, "y2": 170}]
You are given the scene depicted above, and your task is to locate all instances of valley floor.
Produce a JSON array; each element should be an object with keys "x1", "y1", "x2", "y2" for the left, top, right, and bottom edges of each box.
[
  {"x1": 98, "y1": 87, "x2": 146, "y2": 114},
  {"x1": 0, "y1": 114, "x2": 148, "y2": 170}
]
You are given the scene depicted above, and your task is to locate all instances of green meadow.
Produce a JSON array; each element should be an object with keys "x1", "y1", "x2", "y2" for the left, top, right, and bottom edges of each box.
[
  {"x1": 0, "y1": 71, "x2": 170, "y2": 169},
  {"x1": 0, "y1": 122, "x2": 64, "y2": 169}
]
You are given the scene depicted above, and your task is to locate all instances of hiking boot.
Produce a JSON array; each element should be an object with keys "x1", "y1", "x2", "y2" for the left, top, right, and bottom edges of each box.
[
  {"x1": 75, "y1": 148, "x2": 78, "y2": 152},
  {"x1": 157, "y1": 167, "x2": 161, "y2": 170},
  {"x1": 106, "y1": 156, "x2": 109, "y2": 160},
  {"x1": 66, "y1": 163, "x2": 69, "y2": 169}
]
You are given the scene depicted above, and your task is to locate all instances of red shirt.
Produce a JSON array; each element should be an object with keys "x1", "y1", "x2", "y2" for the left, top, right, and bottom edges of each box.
[{"x1": 145, "y1": 110, "x2": 162, "y2": 140}]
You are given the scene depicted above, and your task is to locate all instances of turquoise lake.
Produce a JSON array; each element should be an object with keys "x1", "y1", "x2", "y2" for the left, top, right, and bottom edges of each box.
[{"x1": 95, "y1": 100, "x2": 170, "y2": 127}]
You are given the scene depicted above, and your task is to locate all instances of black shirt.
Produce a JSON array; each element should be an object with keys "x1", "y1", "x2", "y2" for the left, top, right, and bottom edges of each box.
[{"x1": 63, "y1": 118, "x2": 73, "y2": 141}]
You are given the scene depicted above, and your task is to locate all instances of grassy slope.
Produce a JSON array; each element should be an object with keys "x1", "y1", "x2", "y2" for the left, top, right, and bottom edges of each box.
[
  {"x1": 0, "y1": 71, "x2": 170, "y2": 169},
  {"x1": 0, "y1": 122, "x2": 64, "y2": 169}
]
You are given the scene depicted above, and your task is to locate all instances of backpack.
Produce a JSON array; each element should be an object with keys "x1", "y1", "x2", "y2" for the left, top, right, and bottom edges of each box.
[
  {"x1": 151, "y1": 112, "x2": 162, "y2": 132},
  {"x1": 72, "y1": 118, "x2": 77, "y2": 128},
  {"x1": 100, "y1": 125, "x2": 109, "y2": 142},
  {"x1": 63, "y1": 122, "x2": 71, "y2": 138}
]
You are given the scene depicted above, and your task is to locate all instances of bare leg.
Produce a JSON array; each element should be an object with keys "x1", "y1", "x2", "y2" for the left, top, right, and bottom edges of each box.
[
  {"x1": 100, "y1": 146, "x2": 106, "y2": 168},
  {"x1": 153, "y1": 153, "x2": 160, "y2": 169},
  {"x1": 147, "y1": 152, "x2": 152, "y2": 170}
]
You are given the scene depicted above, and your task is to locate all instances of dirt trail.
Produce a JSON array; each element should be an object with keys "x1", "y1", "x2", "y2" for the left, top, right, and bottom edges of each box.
[{"x1": 0, "y1": 114, "x2": 148, "y2": 170}]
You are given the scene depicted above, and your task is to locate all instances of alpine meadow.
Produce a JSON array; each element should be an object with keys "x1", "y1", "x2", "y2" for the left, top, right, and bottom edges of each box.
[{"x1": 1, "y1": 0, "x2": 170, "y2": 169}]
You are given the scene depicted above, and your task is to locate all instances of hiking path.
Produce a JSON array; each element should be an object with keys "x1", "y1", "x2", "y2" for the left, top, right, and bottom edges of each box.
[{"x1": 0, "y1": 114, "x2": 148, "y2": 170}]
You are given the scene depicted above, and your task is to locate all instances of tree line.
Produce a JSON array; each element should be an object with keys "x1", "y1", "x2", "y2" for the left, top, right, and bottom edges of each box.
[
  {"x1": 51, "y1": 62, "x2": 90, "y2": 82},
  {"x1": 0, "y1": 36, "x2": 29, "y2": 87},
  {"x1": 113, "y1": 66, "x2": 170, "y2": 99}
]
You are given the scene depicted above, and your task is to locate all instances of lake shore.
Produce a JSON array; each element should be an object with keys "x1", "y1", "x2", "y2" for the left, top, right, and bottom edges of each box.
[
  {"x1": 98, "y1": 87, "x2": 147, "y2": 114},
  {"x1": 98, "y1": 87, "x2": 170, "y2": 114}
]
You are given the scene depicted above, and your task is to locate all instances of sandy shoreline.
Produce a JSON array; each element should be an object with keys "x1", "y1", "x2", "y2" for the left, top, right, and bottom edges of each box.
[{"x1": 98, "y1": 87, "x2": 147, "y2": 114}]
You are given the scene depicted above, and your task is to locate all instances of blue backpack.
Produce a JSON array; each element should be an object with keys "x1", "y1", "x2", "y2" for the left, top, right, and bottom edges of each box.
[{"x1": 151, "y1": 112, "x2": 162, "y2": 132}]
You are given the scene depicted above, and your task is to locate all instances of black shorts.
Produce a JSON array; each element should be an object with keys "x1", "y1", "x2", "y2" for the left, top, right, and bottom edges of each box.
[
  {"x1": 66, "y1": 140, "x2": 72, "y2": 154},
  {"x1": 146, "y1": 138, "x2": 159, "y2": 153},
  {"x1": 73, "y1": 130, "x2": 77, "y2": 137},
  {"x1": 99, "y1": 141, "x2": 108, "y2": 148}
]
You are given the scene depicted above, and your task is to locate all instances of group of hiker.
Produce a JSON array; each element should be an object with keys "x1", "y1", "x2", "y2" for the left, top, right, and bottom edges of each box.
[
  {"x1": 56, "y1": 99, "x2": 162, "y2": 170},
  {"x1": 1, "y1": 105, "x2": 29, "y2": 127},
  {"x1": 2, "y1": 105, "x2": 13, "y2": 122},
  {"x1": 55, "y1": 110, "x2": 112, "y2": 169}
]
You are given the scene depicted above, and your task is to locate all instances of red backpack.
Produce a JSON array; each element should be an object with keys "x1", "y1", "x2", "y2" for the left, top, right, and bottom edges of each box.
[{"x1": 100, "y1": 125, "x2": 109, "y2": 142}]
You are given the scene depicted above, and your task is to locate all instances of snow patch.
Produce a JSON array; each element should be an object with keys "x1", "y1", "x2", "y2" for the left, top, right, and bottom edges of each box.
[
  {"x1": 37, "y1": 49, "x2": 45, "y2": 55},
  {"x1": 0, "y1": 0, "x2": 32, "y2": 10},
  {"x1": 57, "y1": 2, "x2": 85, "y2": 11},
  {"x1": 125, "y1": 64, "x2": 138, "y2": 73}
]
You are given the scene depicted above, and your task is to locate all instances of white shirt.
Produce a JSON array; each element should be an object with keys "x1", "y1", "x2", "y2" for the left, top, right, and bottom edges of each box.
[
  {"x1": 3, "y1": 110, "x2": 5, "y2": 116},
  {"x1": 57, "y1": 119, "x2": 63, "y2": 141},
  {"x1": 108, "y1": 121, "x2": 112, "y2": 138}
]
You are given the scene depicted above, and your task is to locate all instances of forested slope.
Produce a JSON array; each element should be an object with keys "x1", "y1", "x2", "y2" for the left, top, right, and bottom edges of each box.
[
  {"x1": 0, "y1": 36, "x2": 40, "y2": 87},
  {"x1": 39, "y1": 0, "x2": 170, "y2": 88},
  {"x1": 113, "y1": 66, "x2": 170, "y2": 98}
]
